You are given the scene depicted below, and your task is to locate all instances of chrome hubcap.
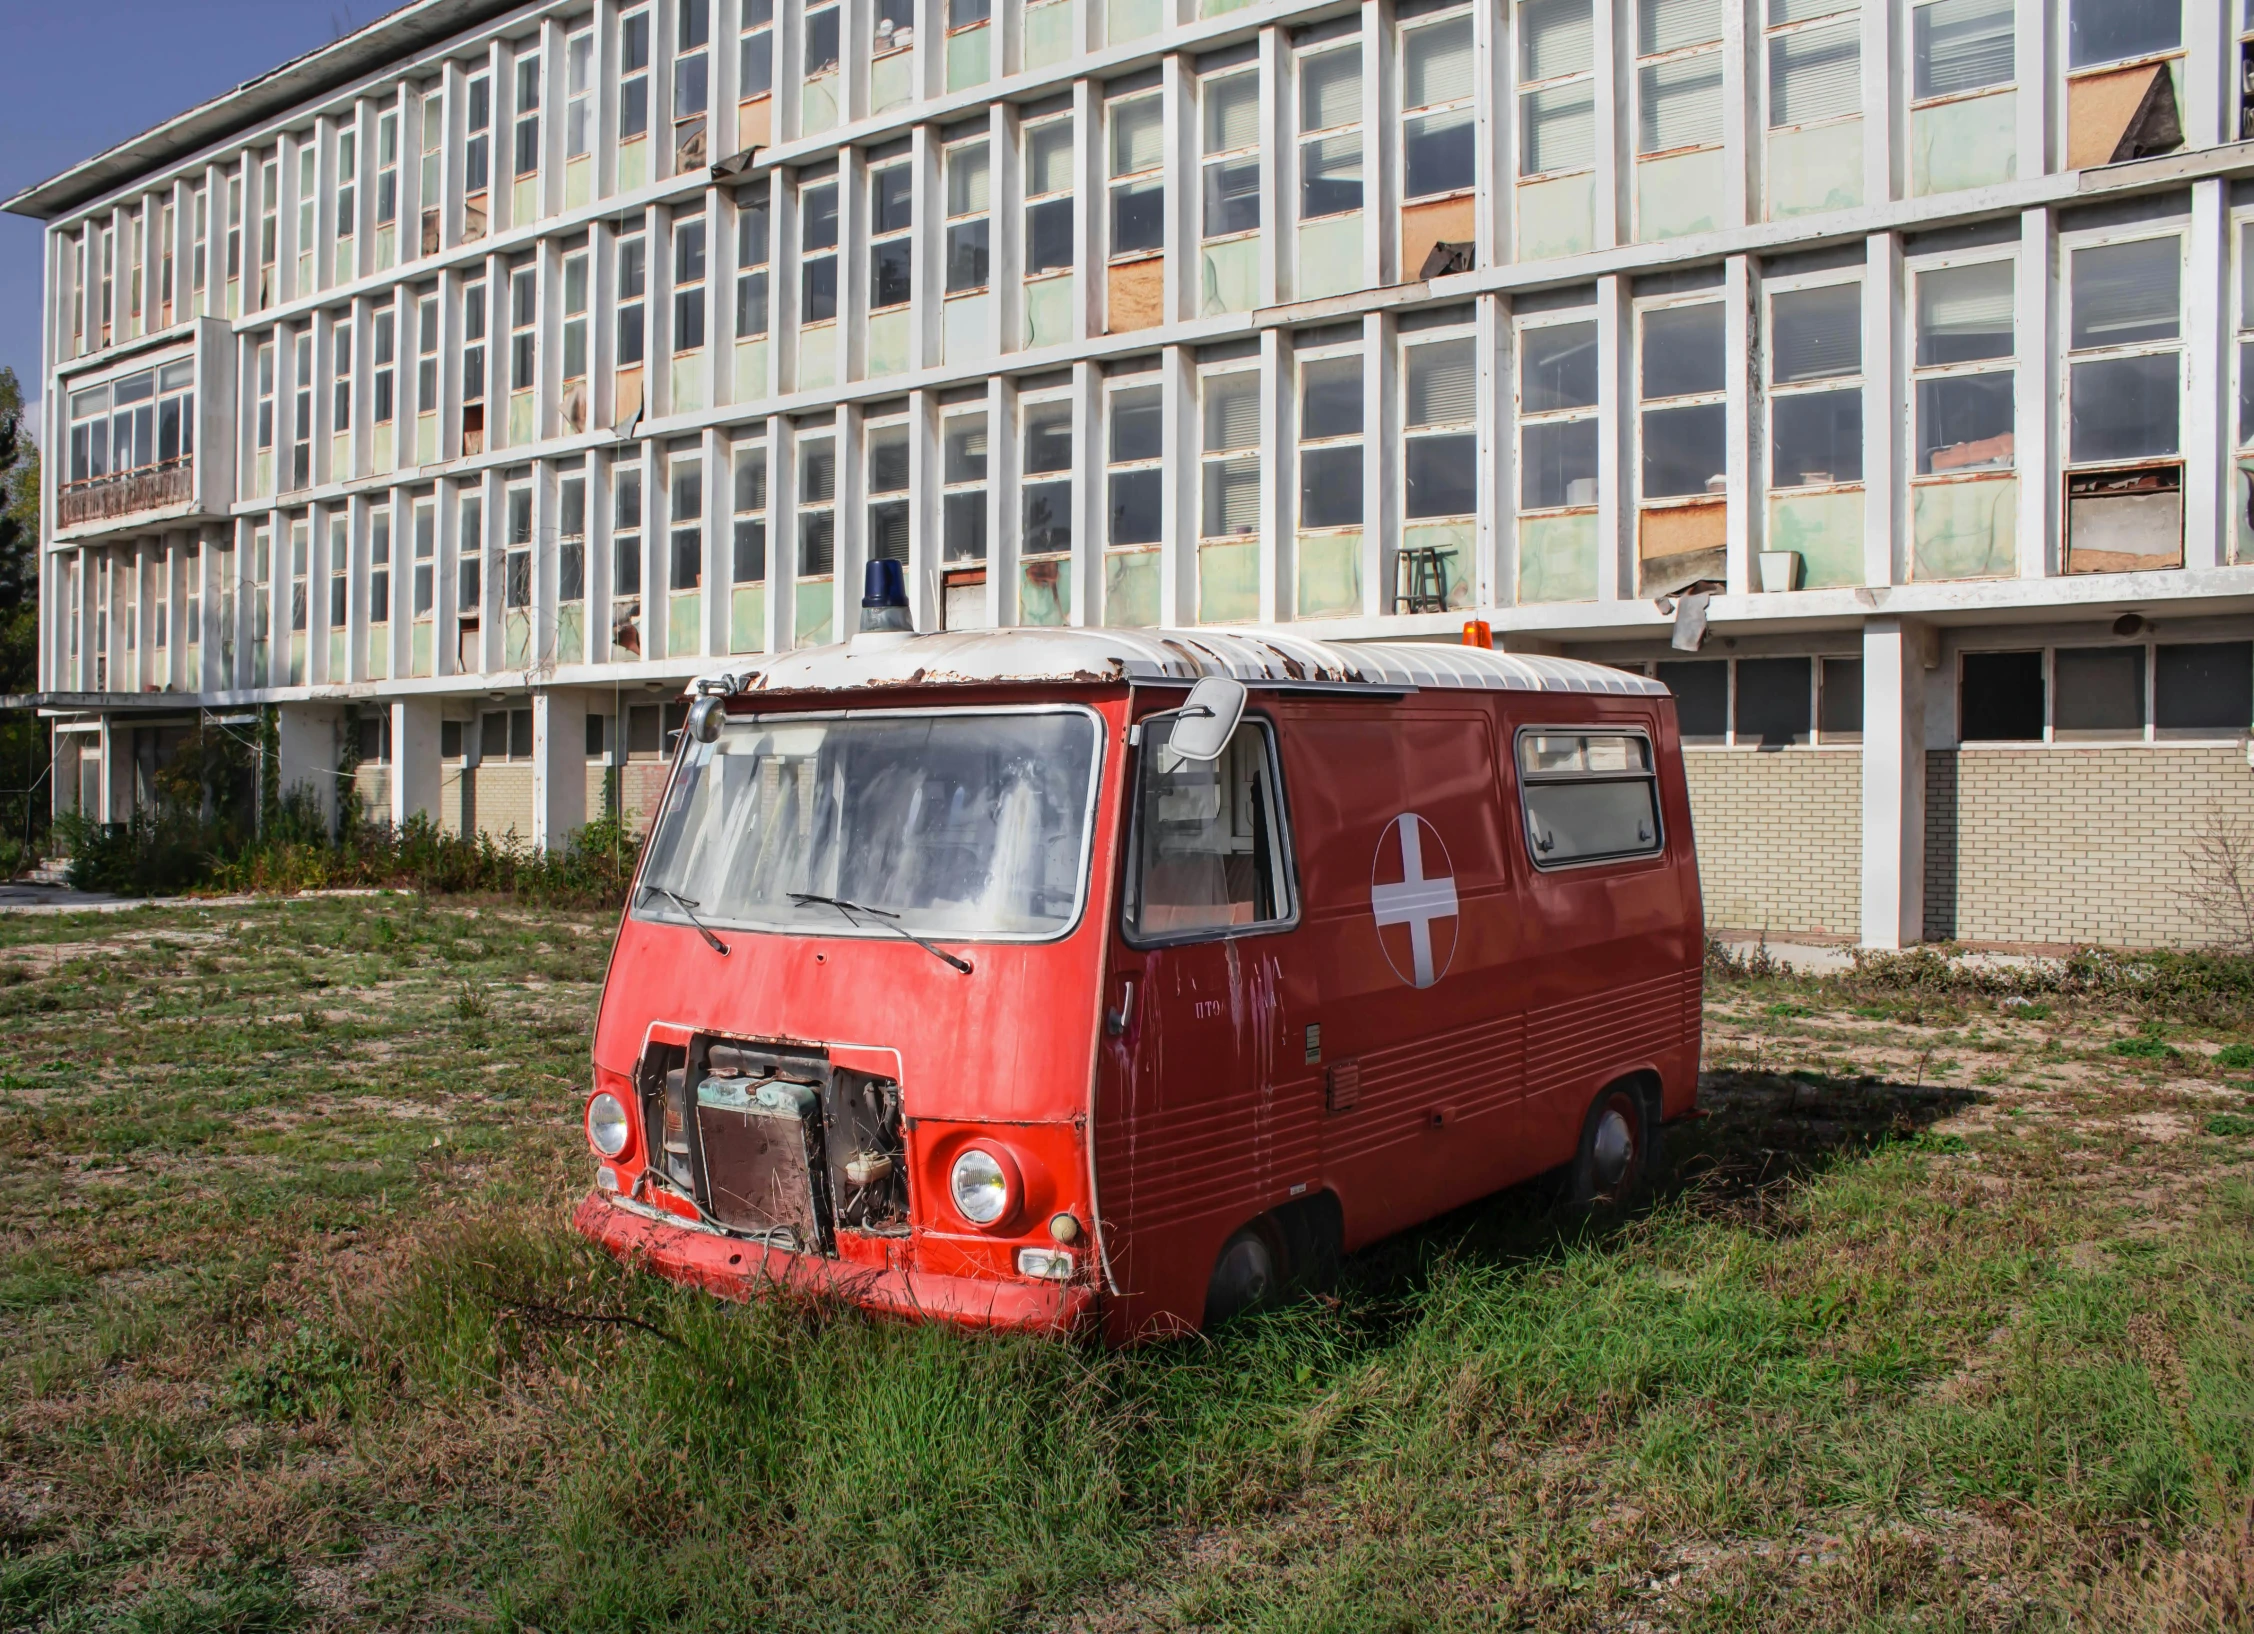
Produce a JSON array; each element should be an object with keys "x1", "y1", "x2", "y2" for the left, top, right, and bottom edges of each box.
[{"x1": 1592, "y1": 1107, "x2": 1635, "y2": 1189}]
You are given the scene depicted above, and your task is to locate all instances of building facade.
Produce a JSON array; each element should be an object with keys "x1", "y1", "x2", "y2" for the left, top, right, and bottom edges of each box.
[{"x1": 13, "y1": 0, "x2": 2254, "y2": 946}]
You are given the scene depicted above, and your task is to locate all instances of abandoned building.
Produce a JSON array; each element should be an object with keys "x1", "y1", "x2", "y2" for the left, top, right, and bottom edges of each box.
[{"x1": 12, "y1": 0, "x2": 2254, "y2": 945}]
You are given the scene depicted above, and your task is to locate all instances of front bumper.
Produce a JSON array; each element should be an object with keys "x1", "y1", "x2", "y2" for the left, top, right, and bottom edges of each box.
[{"x1": 573, "y1": 1190, "x2": 1099, "y2": 1334}]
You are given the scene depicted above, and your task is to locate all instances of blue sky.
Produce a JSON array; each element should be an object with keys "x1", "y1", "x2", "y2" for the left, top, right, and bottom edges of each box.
[{"x1": 0, "y1": 2, "x2": 373, "y2": 421}]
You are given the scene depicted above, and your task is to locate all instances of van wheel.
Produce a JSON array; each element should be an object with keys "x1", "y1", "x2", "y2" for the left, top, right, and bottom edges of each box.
[
  {"x1": 1204, "y1": 1217, "x2": 1288, "y2": 1328},
  {"x1": 1568, "y1": 1084, "x2": 1649, "y2": 1208}
]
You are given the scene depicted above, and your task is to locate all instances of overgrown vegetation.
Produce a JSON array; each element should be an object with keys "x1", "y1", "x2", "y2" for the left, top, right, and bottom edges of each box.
[
  {"x1": 50, "y1": 704, "x2": 645, "y2": 904},
  {"x1": 0, "y1": 368, "x2": 47, "y2": 877},
  {"x1": 0, "y1": 901, "x2": 2249, "y2": 1630}
]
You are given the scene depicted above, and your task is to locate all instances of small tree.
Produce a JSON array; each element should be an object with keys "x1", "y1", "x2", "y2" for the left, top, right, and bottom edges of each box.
[{"x1": 2186, "y1": 804, "x2": 2254, "y2": 952}]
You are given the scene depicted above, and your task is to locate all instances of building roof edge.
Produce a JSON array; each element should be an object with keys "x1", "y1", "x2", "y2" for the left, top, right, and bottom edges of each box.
[{"x1": 3, "y1": 0, "x2": 523, "y2": 223}]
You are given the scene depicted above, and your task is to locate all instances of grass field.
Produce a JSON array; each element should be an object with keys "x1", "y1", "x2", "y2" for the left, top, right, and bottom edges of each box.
[{"x1": 0, "y1": 898, "x2": 2249, "y2": 1632}]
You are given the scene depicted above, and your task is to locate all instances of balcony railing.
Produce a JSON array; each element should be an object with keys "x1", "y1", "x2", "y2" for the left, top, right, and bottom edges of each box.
[{"x1": 59, "y1": 456, "x2": 193, "y2": 528}]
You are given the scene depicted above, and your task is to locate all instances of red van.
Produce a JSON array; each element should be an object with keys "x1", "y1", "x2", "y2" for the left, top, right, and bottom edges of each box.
[{"x1": 576, "y1": 626, "x2": 1702, "y2": 1342}]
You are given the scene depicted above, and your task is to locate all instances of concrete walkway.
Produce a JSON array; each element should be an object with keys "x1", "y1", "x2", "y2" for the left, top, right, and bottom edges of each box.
[{"x1": 0, "y1": 883, "x2": 405, "y2": 916}]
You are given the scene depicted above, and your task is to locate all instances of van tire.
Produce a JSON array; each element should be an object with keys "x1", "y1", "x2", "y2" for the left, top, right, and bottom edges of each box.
[
  {"x1": 1567, "y1": 1082, "x2": 1650, "y2": 1208},
  {"x1": 1204, "y1": 1217, "x2": 1288, "y2": 1328}
]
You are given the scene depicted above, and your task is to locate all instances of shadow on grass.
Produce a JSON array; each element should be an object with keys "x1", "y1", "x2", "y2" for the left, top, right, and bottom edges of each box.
[{"x1": 1337, "y1": 1069, "x2": 1985, "y2": 1314}]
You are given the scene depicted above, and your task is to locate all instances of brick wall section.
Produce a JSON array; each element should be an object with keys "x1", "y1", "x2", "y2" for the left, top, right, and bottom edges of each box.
[
  {"x1": 618, "y1": 761, "x2": 670, "y2": 834},
  {"x1": 1926, "y1": 746, "x2": 2254, "y2": 947},
  {"x1": 352, "y1": 764, "x2": 390, "y2": 824},
  {"x1": 1682, "y1": 748, "x2": 1862, "y2": 936},
  {"x1": 472, "y1": 764, "x2": 536, "y2": 843}
]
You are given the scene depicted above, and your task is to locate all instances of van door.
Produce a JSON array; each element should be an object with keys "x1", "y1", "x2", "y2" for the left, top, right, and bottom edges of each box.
[
  {"x1": 1093, "y1": 713, "x2": 1306, "y2": 1337},
  {"x1": 1274, "y1": 706, "x2": 1525, "y2": 1246}
]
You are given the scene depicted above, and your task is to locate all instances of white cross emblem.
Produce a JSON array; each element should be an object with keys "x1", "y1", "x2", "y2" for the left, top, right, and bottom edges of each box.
[{"x1": 1371, "y1": 813, "x2": 1459, "y2": 990}]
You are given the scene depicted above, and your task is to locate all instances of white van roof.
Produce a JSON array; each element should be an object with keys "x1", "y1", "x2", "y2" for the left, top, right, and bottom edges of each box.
[{"x1": 705, "y1": 628, "x2": 1668, "y2": 698}]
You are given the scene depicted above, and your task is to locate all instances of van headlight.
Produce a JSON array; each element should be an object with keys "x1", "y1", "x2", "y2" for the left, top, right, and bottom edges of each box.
[
  {"x1": 587, "y1": 1091, "x2": 631, "y2": 1158},
  {"x1": 949, "y1": 1147, "x2": 1010, "y2": 1226}
]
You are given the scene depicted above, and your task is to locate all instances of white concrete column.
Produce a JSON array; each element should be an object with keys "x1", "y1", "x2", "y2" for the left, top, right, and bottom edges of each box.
[
  {"x1": 1864, "y1": 230, "x2": 1905, "y2": 587},
  {"x1": 2014, "y1": 206, "x2": 2056, "y2": 577},
  {"x1": 1362, "y1": 308, "x2": 1392, "y2": 617},
  {"x1": 1597, "y1": 272, "x2": 1630, "y2": 604},
  {"x1": 277, "y1": 703, "x2": 343, "y2": 830},
  {"x1": 1071, "y1": 358, "x2": 1102, "y2": 626},
  {"x1": 1261, "y1": 327, "x2": 1293, "y2": 623},
  {"x1": 2187, "y1": 176, "x2": 2230, "y2": 572},
  {"x1": 1860, "y1": 615, "x2": 1928, "y2": 949},
  {"x1": 2013, "y1": 0, "x2": 2053, "y2": 179},
  {"x1": 1478, "y1": 292, "x2": 1510, "y2": 609},
  {"x1": 1724, "y1": 255, "x2": 1755, "y2": 597},
  {"x1": 532, "y1": 689, "x2": 589, "y2": 850},
  {"x1": 392, "y1": 697, "x2": 443, "y2": 826},
  {"x1": 1161, "y1": 343, "x2": 1196, "y2": 626},
  {"x1": 1592, "y1": 0, "x2": 1623, "y2": 250}
]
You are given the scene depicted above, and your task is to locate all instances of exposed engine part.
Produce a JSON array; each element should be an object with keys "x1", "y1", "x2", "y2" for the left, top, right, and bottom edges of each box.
[
  {"x1": 843, "y1": 1150, "x2": 894, "y2": 1188},
  {"x1": 633, "y1": 1036, "x2": 911, "y2": 1250}
]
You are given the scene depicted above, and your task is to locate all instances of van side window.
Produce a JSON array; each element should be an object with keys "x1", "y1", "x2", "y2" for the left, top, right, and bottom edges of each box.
[
  {"x1": 1517, "y1": 730, "x2": 1662, "y2": 868},
  {"x1": 1127, "y1": 718, "x2": 1293, "y2": 938}
]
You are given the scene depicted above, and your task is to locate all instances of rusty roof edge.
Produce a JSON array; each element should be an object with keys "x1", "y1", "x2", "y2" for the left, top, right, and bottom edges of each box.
[{"x1": 4, "y1": 0, "x2": 525, "y2": 223}]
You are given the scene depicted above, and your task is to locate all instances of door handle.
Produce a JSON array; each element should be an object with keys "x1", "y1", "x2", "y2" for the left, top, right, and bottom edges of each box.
[{"x1": 1105, "y1": 976, "x2": 1137, "y2": 1038}]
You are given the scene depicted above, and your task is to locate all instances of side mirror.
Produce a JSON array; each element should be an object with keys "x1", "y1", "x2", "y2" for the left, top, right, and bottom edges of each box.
[
  {"x1": 686, "y1": 695, "x2": 727, "y2": 745},
  {"x1": 1167, "y1": 676, "x2": 1247, "y2": 762}
]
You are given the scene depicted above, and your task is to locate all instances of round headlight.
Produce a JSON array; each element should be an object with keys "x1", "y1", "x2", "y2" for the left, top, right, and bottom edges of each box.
[
  {"x1": 587, "y1": 1091, "x2": 630, "y2": 1158},
  {"x1": 949, "y1": 1147, "x2": 1010, "y2": 1226}
]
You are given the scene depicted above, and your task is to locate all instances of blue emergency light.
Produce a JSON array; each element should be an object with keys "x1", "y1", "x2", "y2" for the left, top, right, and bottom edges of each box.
[{"x1": 861, "y1": 559, "x2": 913, "y2": 633}]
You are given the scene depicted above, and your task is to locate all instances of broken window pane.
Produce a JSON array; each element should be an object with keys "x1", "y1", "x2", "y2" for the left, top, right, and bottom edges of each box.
[
  {"x1": 1521, "y1": 321, "x2": 1599, "y2": 412},
  {"x1": 1641, "y1": 402, "x2": 1726, "y2": 498},
  {"x1": 1733, "y1": 656, "x2": 1812, "y2": 746},
  {"x1": 1771, "y1": 284, "x2": 1860, "y2": 382},
  {"x1": 2067, "y1": 0, "x2": 2179, "y2": 70},
  {"x1": 1917, "y1": 373, "x2": 2015, "y2": 473},
  {"x1": 1914, "y1": 0, "x2": 2014, "y2": 98},
  {"x1": 2053, "y1": 645, "x2": 2144, "y2": 735},
  {"x1": 1960, "y1": 649, "x2": 2044, "y2": 740},
  {"x1": 1771, "y1": 387, "x2": 1862, "y2": 486},
  {"x1": 1655, "y1": 658, "x2": 1726, "y2": 741},
  {"x1": 1917, "y1": 260, "x2": 2014, "y2": 363},
  {"x1": 2071, "y1": 237, "x2": 2180, "y2": 348},
  {"x1": 2155, "y1": 641, "x2": 2253, "y2": 730},
  {"x1": 1405, "y1": 433, "x2": 1476, "y2": 518},
  {"x1": 2069, "y1": 353, "x2": 2179, "y2": 462},
  {"x1": 1521, "y1": 418, "x2": 1600, "y2": 508},
  {"x1": 1641, "y1": 302, "x2": 1724, "y2": 398}
]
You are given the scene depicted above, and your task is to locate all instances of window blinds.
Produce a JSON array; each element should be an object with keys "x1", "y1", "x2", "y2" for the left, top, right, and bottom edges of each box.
[
  {"x1": 1639, "y1": 53, "x2": 1725, "y2": 152},
  {"x1": 1913, "y1": 0, "x2": 2013, "y2": 99},
  {"x1": 1640, "y1": 0, "x2": 1723, "y2": 57},
  {"x1": 1404, "y1": 17, "x2": 1475, "y2": 108},
  {"x1": 947, "y1": 143, "x2": 991, "y2": 215},
  {"x1": 1523, "y1": 83, "x2": 1597, "y2": 172},
  {"x1": 1301, "y1": 46, "x2": 1362, "y2": 131},
  {"x1": 1521, "y1": 0, "x2": 1595, "y2": 81},
  {"x1": 1769, "y1": 20, "x2": 1861, "y2": 126},
  {"x1": 1770, "y1": 283, "x2": 1862, "y2": 382},
  {"x1": 1407, "y1": 339, "x2": 1477, "y2": 426},
  {"x1": 1205, "y1": 73, "x2": 1260, "y2": 153},
  {"x1": 1112, "y1": 97, "x2": 1164, "y2": 176},
  {"x1": 2070, "y1": 237, "x2": 2181, "y2": 349},
  {"x1": 1916, "y1": 262, "x2": 2014, "y2": 361},
  {"x1": 1770, "y1": 0, "x2": 1857, "y2": 24},
  {"x1": 1204, "y1": 374, "x2": 1261, "y2": 452}
]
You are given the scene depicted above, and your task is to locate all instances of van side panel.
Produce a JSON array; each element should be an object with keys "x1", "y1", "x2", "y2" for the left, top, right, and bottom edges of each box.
[
  {"x1": 1508, "y1": 697, "x2": 1704, "y2": 1152},
  {"x1": 1269, "y1": 703, "x2": 1541, "y2": 1248}
]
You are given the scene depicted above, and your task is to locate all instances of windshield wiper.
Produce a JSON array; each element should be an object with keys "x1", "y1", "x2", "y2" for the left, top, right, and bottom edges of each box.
[
  {"x1": 640, "y1": 884, "x2": 731, "y2": 956},
  {"x1": 789, "y1": 893, "x2": 974, "y2": 975}
]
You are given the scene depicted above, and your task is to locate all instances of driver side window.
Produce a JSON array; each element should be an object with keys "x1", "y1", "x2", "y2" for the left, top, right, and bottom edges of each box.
[{"x1": 1127, "y1": 717, "x2": 1294, "y2": 939}]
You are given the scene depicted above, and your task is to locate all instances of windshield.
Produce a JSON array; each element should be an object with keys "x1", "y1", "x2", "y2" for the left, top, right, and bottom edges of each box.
[{"x1": 635, "y1": 708, "x2": 1102, "y2": 941}]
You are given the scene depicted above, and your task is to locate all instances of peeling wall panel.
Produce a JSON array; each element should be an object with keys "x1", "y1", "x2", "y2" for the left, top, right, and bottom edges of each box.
[{"x1": 1909, "y1": 475, "x2": 2017, "y2": 580}]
